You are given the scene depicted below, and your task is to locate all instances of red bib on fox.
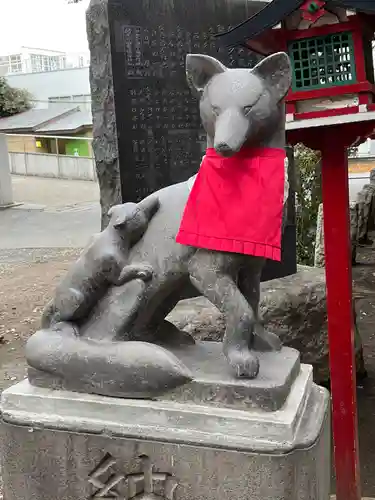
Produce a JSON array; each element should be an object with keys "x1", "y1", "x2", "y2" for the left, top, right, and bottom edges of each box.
[{"x1": 176, "y1": 147, "x2": 285, "y2": 261}]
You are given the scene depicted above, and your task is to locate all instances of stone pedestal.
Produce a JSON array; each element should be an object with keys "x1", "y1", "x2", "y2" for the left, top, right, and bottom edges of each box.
[{"x1": 1, "y1": 344, "x2": 330, "y2": 500}]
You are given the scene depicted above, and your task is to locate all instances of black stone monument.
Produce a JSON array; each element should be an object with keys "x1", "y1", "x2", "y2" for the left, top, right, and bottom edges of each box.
[{"x1": 87, "y1": 0, "x2": 297, "y2": 280}]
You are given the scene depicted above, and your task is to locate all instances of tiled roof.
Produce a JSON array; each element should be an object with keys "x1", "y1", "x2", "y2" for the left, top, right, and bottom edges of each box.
[
  {"x1": 36, "y1": 110, "x2": 93, "y2": 133},
  {"x1": 217, "y1": 0, "x2": 375, "y2": 49},
  {"x1": 0, "y1": 106, "x2": 78, "y2": 132}
]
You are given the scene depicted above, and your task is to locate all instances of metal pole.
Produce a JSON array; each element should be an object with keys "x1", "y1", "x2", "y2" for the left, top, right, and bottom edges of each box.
[{"x1": 56, "y1": 137, "x2": 61, "y2": 177}]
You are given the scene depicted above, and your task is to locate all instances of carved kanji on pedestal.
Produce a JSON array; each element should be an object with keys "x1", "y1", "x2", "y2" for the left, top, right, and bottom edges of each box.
[{"x1": 88, "y1": 454, "x2": 178, "y2": 499}]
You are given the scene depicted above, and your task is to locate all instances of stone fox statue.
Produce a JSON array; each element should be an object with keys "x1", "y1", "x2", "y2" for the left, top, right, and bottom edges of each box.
[
  {"x1": 27, "y1": 52, "x2": 292, "y2": 397},
  {"x1": 42, "y1": 196, "x2": 159, "y2": 327}
]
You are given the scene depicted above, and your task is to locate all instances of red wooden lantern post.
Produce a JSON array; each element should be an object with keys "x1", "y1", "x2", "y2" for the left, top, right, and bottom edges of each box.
[{"x1": 218, "y1": 2, "x2": 375, "y2": 499}]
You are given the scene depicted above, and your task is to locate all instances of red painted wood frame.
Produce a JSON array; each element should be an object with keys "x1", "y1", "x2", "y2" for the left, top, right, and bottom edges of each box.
[
  {"x1": 245, "y1": 12, "x2": 375, "y2": 58},
  {"x1": 294, "y1": 106, "x2": 359, "y2": 121},
  {"x1": 321, "y1": 130, "x2": 360, "y2": 500},
  {"x1": 286, "y1": 82, "x2": 375, "y2": 104},
  {"x1": 286, "y1": 86, "x2": 375, "y2": 117},
  {"x1": 284, "y1": 15, "x2": 375, "y2": 117},
  {"x1": 288, "y1": 120, "x2": 375, "y2": 500},
  {"x1": 244, "y1": 13, "x2": 359, "y2": 56},
  {"x1": 284, "y1": 14, "x2": 363, "y2": 41},
  {"x1": 283, "y1": 14, "x2": 374, "y2": 114}
]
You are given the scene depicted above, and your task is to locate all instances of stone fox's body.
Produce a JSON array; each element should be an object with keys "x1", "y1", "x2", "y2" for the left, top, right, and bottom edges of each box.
[
  {"x1": 42, "y1": 196, "x2": 159, "y2": 327},
  {"x1": 30, "y1": 51, "x2": 292, "y2": 393}
]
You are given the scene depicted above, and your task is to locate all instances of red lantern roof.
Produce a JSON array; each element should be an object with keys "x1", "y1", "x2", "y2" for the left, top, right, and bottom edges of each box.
[{"x1": 216, "y1": 0, "x2": 375, "y2": 53}]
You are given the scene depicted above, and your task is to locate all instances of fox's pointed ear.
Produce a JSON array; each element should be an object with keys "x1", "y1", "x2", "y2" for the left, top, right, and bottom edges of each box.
[
  {"x1": 252, "y1": 52, "x2": 292, "y2": 101},
  {"x1": 108, "y1": 205, "x2": 128, "y2": 229},
  {"x1": 186, "y1": 54, "x2": 227, "y2": 97}
]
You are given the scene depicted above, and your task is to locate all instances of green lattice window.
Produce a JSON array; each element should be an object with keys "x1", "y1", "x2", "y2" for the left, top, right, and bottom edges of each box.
[{"x1": 289, "y1": 32, "x2": 357, "y2": 91}]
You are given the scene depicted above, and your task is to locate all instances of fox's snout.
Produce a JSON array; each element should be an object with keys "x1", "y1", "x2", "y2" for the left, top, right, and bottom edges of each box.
[
  {"x1": 213, "y1": 107, "x2": 249, "y2": 157},
  {"x1": 215, "y1": 142, "x2": 233, "y2": 157}
]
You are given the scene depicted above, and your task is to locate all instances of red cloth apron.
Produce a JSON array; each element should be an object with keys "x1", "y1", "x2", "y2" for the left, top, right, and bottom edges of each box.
[{"x1": 176, "y1": 147, "x2": 286, "y2": 261}]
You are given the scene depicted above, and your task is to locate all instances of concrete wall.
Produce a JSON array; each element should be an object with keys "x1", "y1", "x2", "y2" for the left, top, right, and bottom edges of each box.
[
  {"x1": 9, "y1": 152, "x2": 97, "y2": 181},
  {"x1": 8, "y1": 150, "x2": 367, "y2": 189},
  {"x1": 0, "y1": 134, "x2": 13, "y2": 206}
]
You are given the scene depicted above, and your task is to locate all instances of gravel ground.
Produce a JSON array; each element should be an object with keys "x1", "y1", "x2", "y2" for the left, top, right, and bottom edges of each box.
[{"x1": 0, "y1": 248, "x2": 82, "y2": 388}]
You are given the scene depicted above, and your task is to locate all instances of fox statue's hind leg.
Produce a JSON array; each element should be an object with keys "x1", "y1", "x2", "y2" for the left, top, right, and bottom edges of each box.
[{"x1": 188, "y1": 249, "x2": 259, "y2": 378}]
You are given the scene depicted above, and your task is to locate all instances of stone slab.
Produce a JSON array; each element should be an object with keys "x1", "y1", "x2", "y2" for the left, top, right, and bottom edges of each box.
[
  {"x1": 28, "y1": 341, "x2": 300, "y2": 412},
  {"x1": 5, "y1": 366, "x2": 321, "y2": 453},
  {"x1": 162, "y1": 343, "x2": 300, "y2": 411},
  {"x1": 1, "y1": 367, "x2": 331, "y2": 500}
]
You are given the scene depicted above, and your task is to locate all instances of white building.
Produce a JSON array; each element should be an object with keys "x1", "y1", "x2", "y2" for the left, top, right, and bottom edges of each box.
[
  {"x1": 1, "y1": 45, "x2": 91, "y2": 112},
  {"x1": 0, "y1": 47, "x2": 66, "y2": 76},
  {"x1": 0, "y1": 46, "x2": 90, "y2": 76},
  {"x1": 6, "y1": 66, "x2": 91, "y2": 111}
]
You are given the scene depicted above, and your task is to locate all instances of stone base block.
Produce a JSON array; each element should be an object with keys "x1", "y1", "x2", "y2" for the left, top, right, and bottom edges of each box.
[
  {"x1": 28, "y1": 341, "x2": 300, "y2": 410},
  {"x1": 1, "y1": 364, "x2": 330, "y2": 500}
]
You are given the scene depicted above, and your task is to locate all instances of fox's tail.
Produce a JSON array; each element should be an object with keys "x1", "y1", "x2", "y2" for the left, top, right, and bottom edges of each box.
[{"x1": 26, "y1": 322, "x2": 192, "y2": 398}]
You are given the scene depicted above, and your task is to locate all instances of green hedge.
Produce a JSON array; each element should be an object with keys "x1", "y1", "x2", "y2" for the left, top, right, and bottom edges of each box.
[{"x1": 295, "y1": 144, "x2": 322, "y2": 266}]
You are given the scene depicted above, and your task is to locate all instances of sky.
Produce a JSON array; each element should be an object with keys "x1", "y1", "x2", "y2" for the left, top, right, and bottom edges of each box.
[{"x1": 0, "y1": 0, "x2": 90, "y2": 55}]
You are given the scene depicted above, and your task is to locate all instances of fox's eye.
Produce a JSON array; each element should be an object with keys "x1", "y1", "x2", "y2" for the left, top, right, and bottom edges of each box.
[
  {"x1": 212, "y1": 106, "x2": 220, "y2": 116},
  {"x1": 243, "y1": 106, "x2": 252, "y2": 115}
]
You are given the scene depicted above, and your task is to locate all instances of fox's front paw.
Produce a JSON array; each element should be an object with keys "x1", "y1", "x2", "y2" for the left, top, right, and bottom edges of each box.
[
  {"x1": 136, "y1": 264, "x2": 154, "y2": 281},
  {"x1": 115, "y1": 264, "x2": 154, "y2": 285},
  {"x1": 226, "y1": 348, "x2": 259, "y2": 379}
]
